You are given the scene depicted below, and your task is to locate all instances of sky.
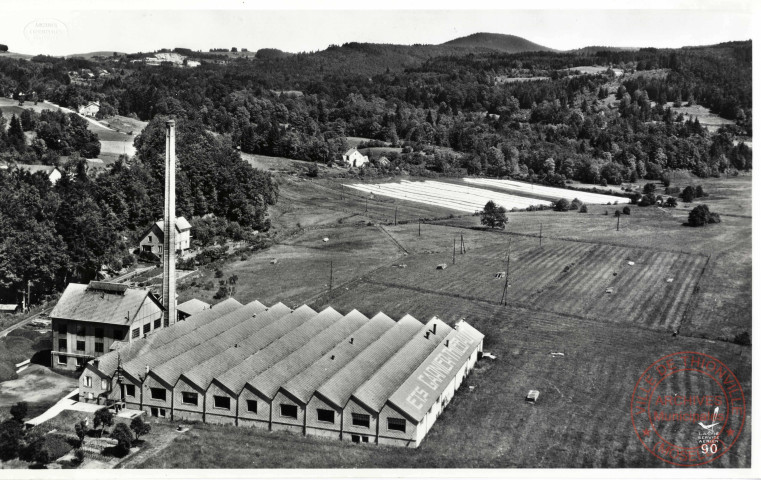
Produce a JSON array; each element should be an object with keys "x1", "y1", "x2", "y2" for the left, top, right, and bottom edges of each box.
[{"x1": 1, "y1": 1, "x2": 754, "y2": 56}]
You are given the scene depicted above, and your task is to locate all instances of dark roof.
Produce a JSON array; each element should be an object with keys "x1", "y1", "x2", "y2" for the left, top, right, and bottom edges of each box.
[
  {"x1": 387, "y1": 321, "x2": 484, "y2": 422},
  {"x1": 140, "y1": 216, "x2": 191, "y2": 243},
  {"x1": 50, "y1": 282, "x2": 162, "y2": 326}
]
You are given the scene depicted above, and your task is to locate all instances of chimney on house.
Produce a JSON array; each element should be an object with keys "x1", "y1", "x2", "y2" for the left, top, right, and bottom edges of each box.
[{"x1": 162, "y1": 120, "x2": 177, "y2": 327}]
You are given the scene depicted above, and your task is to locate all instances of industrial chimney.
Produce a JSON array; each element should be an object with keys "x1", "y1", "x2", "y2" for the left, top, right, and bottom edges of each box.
[{"x1": 162, "y1": 120, "x2": 177, "y2": 327}]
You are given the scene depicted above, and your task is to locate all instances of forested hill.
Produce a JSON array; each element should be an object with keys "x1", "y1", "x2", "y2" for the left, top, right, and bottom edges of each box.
[{"x1": 443, "y1": 33, "x2": 554, "y2": 53}]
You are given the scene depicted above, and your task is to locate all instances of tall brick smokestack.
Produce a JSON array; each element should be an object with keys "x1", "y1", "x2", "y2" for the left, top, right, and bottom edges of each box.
[{"x1": 162, "y1": 120, "x2": 177, "y2": 326}]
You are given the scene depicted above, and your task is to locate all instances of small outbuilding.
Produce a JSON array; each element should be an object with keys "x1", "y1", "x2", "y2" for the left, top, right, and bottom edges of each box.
[{"x1": 526, "y1": 390, "x2": 540, "y2": 404}]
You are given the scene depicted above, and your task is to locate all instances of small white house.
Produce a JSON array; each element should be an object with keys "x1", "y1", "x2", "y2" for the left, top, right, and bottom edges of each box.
[
  {"x1": 78, "y1": 101, "x2": 100, "y2": 117},
  {"x1": 342, "y1": 148, "x2": 370, "y2": 168},
  {"x1": 139, "y1": 217, "x2": 192, "y2": 256}
]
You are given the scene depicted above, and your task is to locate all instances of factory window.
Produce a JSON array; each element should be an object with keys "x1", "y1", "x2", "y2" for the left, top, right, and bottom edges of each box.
[
  {"x1": 387, "y1": 417, "x2": 406, "y2": 433},
  {"x1": 362, "y1": 436, "x2": 369, "y2": 443},
  {"x1": 58, "y1": 323, "x2": 67, "y2": 335},
  {"x1": 351, "y1": 435, "x2": 360, "y2": 443},
  {"x1": 132, "y1": 328, "x2": 140, "y2": 339},
  {"x1": 246, "y1": 400, "x2": 258, "y2": 413},
  {"x1": 143, "y1": 323, "x2": 151, "y2": 335},
  {"x1": 150, "y1": 388, "x2": 166, "y2": 401},
  {"x1": 76, "y1": 341, "x2": 85, "y2": 351},
  {"x1": 75, "y1": 357, "x2": 84, "y2": 367},
  {"x1": 76, "y1": 324, "x2": 86, "y2": 336},
  {"x1": 142, "y1": 245, "x2": 151, "y2": 253},
  {"x1": 154, "y1": 319, "x2": 161, "y2": 330},
  {"x1": 85, "y1": 376, "x2": 92, "y2": 387},
  {"x1": 94, "y1": 328, "x2": 104, "y2": 338},
  {"x1": 101, "y1": 379, "x2": 108, "y2": 390},
  {"x1": 214, "y1": 395, "x2": 230, "y2": 410},
  {"x1": 95, "y1": 342, "x2": 104, "y2": 353},
  {"x1": 58, "y1": 339, "x2": 67, "y2": 351},
  {"x1": 57, "y1": 355, "x2": 67, "y2": 365},
  {"x1": 125, "y1": 385, "x2": 136, "y2": 397},
  {"x1": 317, "y1": 409, "x2": 334, "y2": 424},
  {"x1": 182, "y1": 392, "x2": 198, "y2": 406},
  {"x1": 280, "y1": 404, "x2": 297, "y2": 419},
  {"x1": 352, "y1": 413, "x2": 370, "y2": 428}
]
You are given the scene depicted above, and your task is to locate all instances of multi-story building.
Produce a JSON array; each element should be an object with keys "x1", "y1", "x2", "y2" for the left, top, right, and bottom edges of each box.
[{"x1": 50, "y1": 281, "x2": 164, "y2": 372}]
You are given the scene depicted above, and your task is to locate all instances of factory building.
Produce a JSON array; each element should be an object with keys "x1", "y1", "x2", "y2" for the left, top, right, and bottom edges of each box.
[
  {"x1": 79, "y1": 299, "x2": 483, "y2": 447},
  {"x1": 75, "y1": 120, "x2": 484, "y2": 448}
]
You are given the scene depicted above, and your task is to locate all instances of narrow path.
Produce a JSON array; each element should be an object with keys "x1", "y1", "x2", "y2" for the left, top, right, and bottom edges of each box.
[
  {"x1": 0, "y1": 307, "x2": 53, "y2": 339},
  {"x1": 376, "y1": 225, "x2": 409, "y2": 255}
]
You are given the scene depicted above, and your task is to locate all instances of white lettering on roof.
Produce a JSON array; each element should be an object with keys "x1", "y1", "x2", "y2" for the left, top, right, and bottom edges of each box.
[{"x1": 404, "y1": 332, "x2": 476, "y2": 410}]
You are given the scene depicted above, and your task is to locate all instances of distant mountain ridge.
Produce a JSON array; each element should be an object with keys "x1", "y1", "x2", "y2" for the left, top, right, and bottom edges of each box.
[{"x1": 443, "y1": 32, "x2": 555, "y2": 53}]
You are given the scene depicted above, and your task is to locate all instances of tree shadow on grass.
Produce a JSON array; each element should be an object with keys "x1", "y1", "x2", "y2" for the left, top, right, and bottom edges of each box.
[{"x1": 102, "y1": 446, "x2": 130, "y2": 458}]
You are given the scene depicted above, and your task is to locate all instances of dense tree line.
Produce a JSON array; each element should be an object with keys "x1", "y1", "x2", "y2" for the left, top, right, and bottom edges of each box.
[
  {"x1": 0, "y1": 115, "x2": 277, "y2": 305},
  {"x1": 0, "y1": 41, "x2": 750, "y2": 184}
]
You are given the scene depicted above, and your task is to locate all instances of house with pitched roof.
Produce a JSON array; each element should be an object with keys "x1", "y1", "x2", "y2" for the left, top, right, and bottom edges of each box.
[
  {"x1": 50, "y1": 281, "x2": 164, "y2": 372},
  {"x1": 78, "y1": 101, "x2": 100, "y2": 117},
  {"x1": 341, "y1": 148, "x2": 369, "y2": 168},
  {"x1": 0, "y1": 163, "x2": 63, "y2": 184},
  {"x1": 138, "y1": 216, "x2": 192, "y2": 256}
]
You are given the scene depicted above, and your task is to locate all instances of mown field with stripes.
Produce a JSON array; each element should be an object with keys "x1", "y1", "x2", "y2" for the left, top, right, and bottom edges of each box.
[
  {"x1": 148, "y1": 173, "x2": 750, "y2": 469},
  {"x1": 357, "y1": 234, "x2": 707, "y2": 332}
]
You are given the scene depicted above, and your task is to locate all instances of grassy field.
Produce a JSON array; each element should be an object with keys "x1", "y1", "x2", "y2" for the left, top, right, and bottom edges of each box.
[
  {"x1": 133, "y1": 170, "x2": 751, "y2": 469},
  {"x1": 138, "y1": 295, "x2": 750, "y2": 468}
]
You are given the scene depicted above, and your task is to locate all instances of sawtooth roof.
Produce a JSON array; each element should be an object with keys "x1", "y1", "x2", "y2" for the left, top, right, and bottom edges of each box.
[
  {"x1": 94, "y1": 298, "x2": 242, "y2": 377},
  {"x1": 250, "y1": 309, "x2": 369, "y2": 400},
  {"x1": 387, "y1": 321, "x2": 484, "y2": 422},
  {"x1": 316, "y1": 314, "x2": 424, "y2": 409},
  {"x1": 281, "y1": 312, "x2": 396, "y2": 405},
  {"x1": 122, "y1": 300, "x2": 276, "y2": 381},
  {"x1": 351, "y1": 317, "x2": 452, "y2": 413}
]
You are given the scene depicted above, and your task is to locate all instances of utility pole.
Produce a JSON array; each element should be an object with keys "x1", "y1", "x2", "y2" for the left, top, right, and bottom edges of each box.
[
  {"x1": 329, "y1": 261, "x2": 333, "y2": 297},
  {"x1": 453, "y1": 238, "x2": 456, "y2": 265},
  {"x1": 26, "y1": 280, "x2": 31, "y2": 313},
  {"x1": 460, "y1": 234, "x2": 465, "y2": 254},
  {"x1": 539, "y1": 223, "x2": 543, "y2": 247},
  {"x1": 500, "y1": 240, "x2": 512, "y2": 305},
  {"x1": 418, "y1": 218, "x2": 421, "y2": 237},
  {"x1": 617, "y1": 214, "x2": 620, "y2": 231},
  {"x1": 394, "y1": 207, "x2": 397, "y2": 226},
  {"x1": 365, "y1": 197, "x2": 368, "y2": 213}
]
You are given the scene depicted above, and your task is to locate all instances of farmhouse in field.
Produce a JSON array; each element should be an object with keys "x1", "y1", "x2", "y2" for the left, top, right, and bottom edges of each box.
[
  {"x1": 342, "y1": 148, "x2": 370, "y2": 168},
  {"x1": 77, "y1": 299, "x2": 483, "y2": 448},
  {"x1": 78, "y1": 101, "x2": 100, "y2": 117},
  {"x1": 138, "y1": 217, "x2": 192, "y2": 256},
  {"x1": 0, "y1": 163, "x2": 63, "y2": 184},
  {"x1": 50, "y1": 281, "x2": 164, "y2": 372}
]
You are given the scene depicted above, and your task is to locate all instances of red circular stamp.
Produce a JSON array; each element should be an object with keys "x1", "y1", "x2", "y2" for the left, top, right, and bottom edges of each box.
[{"x1": 631, "y1": 351, "x2": 746, "y2": 466}]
